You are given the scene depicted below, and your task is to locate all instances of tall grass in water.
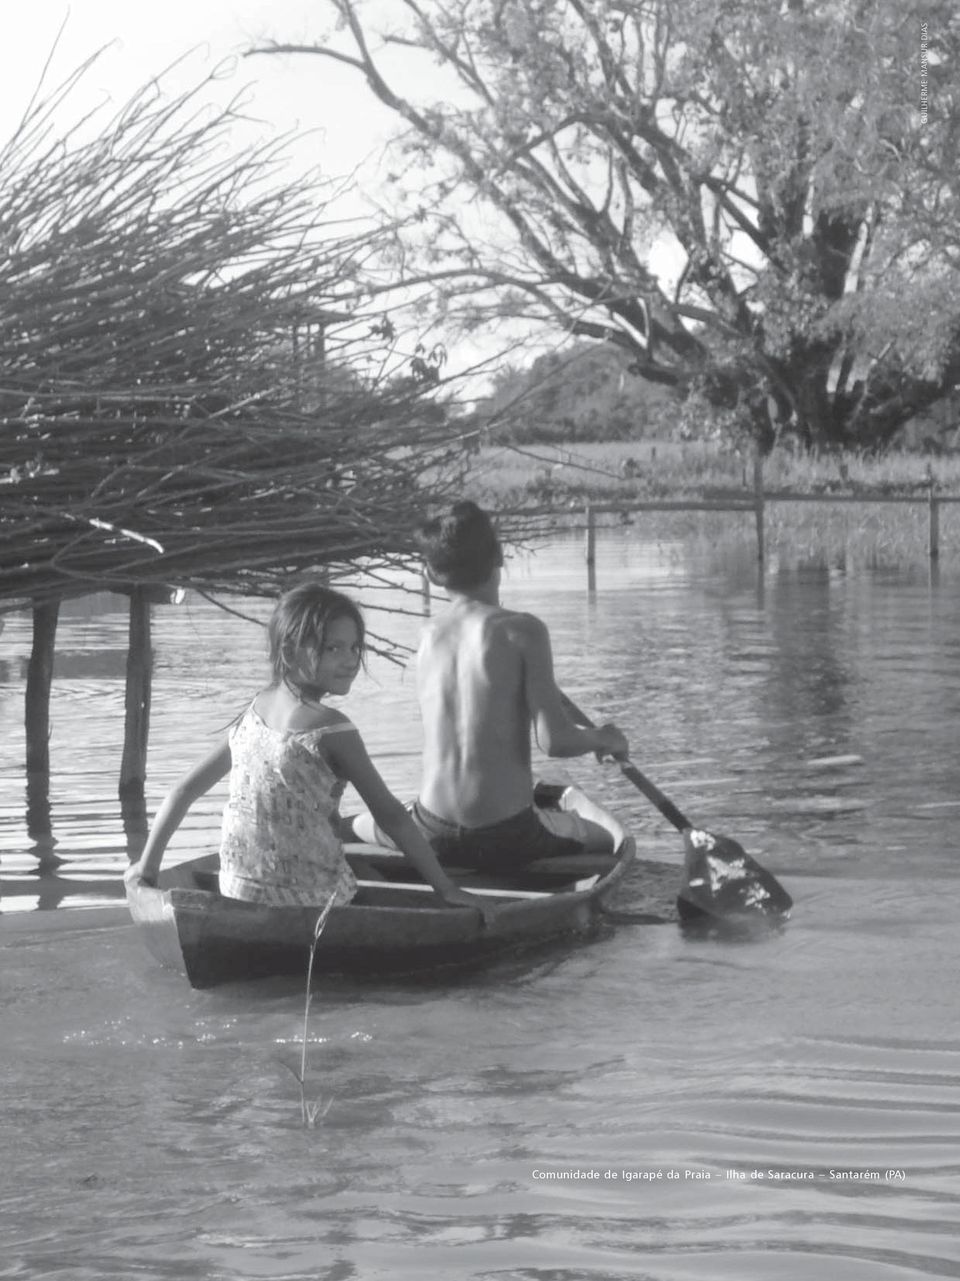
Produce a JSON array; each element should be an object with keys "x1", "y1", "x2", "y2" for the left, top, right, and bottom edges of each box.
[
  {"x1": 467, "y1": 439, "x2": 747, "y2": 505},
  {"x1": 466, "y1": 440, "x2": 960, "y2": 508},
  {"x1": 763, "y1": 502, "x2": 960, "y2": 570},
  {"x1": 464, "y1": 441, "x2": 959, "y2": 564},
  {"x1": 288, "y1": 894, "x2": 339, "y2": 1127}
]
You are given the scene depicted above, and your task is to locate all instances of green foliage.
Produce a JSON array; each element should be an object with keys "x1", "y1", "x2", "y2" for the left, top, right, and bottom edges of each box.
[{"x1": 482, "y1": 342, "x2": 679, "y2": 441}]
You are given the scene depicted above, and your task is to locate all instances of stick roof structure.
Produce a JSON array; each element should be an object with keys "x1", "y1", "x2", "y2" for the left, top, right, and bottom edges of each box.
[{"x1": 0, "y1": 54, "x2": 468, "y2": 612}]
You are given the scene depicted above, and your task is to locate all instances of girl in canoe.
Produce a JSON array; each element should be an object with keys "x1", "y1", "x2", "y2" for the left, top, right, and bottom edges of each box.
[{"x1": 124, "y1": 582, "x2": 493, "y2": 922}]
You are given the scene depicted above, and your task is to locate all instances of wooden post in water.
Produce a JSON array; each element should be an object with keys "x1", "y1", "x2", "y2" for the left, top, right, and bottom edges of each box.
[
  {"x1": 753, "y1": 452, "x2": 766, "y2": 563},
  {"x1": 421, "y1": 570, "x2": 432, "y2": 616},
  {"x1": 585, "y1": 503, "x2": 597, "y2": 592},
  {"x1": 928, "y1": 480, "x2": 940, "y2": 562},
  {"x1": 119, "y1": 586, "x2": 153, "y2": 800},
  {"x1": 25, "y1": 599, "x2": 60, "y2": 777}
]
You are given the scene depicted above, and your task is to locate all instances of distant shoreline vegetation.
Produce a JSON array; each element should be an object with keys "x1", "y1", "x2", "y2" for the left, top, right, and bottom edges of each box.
[{"x1": 465, "y1": 440, "x2": 960, "y2": 565}]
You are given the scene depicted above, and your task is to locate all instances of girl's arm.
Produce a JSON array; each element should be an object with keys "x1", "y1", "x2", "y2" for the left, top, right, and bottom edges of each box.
[
  {"x1": 125, "y1": 742, "x2": 232, "y2": 887},
  {"x1": 327, "y1": 728, "x2": 497, "y2": 925}
]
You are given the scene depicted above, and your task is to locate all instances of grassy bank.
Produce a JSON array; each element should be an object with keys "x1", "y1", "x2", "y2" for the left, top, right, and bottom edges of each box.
[
  {"x1": 463, "y1": 440, "x2": 960, "y2": 564},
  {"x1": 465, "y1": 439, "x2": 960, "y2": 506}
]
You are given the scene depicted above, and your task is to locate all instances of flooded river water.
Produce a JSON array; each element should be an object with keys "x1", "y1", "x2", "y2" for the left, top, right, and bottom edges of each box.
[{"x1": 1, "y1": 533, "x2": 959, "y2": 1279}]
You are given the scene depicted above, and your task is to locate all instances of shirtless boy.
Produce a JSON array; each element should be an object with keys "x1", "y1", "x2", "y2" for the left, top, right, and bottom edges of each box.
[{"x1": 349, "y1": 501, "x2": 629, "y2": 868}]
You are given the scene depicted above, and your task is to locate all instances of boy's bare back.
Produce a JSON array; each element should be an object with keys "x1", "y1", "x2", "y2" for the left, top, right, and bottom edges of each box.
[
  {"x1": 412, "y1": 500, "x2": 628, "y2": 835},
  {"x1": 417, "y1": 597, "x2": 541, "y2": 825}
]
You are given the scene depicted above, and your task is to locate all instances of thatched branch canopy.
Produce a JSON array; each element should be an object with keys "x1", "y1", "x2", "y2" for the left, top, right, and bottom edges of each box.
[{"x1": 0, "y1": 53, "x2": 472, "y2": 610}]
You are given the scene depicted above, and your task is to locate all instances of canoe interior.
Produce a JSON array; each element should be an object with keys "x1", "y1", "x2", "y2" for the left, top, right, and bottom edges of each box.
[
  {"x1": 171, "y1": 845, "x2": 615, "y2": 900},
  {"x1": 129, "y1": 836, "x2": 636, "y2": 989}
]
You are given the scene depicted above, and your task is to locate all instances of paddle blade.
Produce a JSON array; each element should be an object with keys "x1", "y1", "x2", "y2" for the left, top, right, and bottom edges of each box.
[{"x1": 678, "y1": 829, "x2": 792, "y2": 923}]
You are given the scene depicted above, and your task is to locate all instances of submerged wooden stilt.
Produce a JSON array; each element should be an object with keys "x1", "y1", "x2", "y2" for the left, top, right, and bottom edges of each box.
[
  {"x1": 753, "y1": 452, "x2": 766, "y2": 563},
  {"x1": 25, "y1": 599, "x2": 60, "y2": 777},
  {"x1": 119, "y1": 587, "x2": 153, "y2": 800},
  {"x1": 25, "y1": 769, "x2": 55, "y2": 853},
  {"x1": 585, "y1": 503, "x2": 596, "y2": 592},
  {"x1": 928, "y1": 483, "x2": 940, "y2": 561}
]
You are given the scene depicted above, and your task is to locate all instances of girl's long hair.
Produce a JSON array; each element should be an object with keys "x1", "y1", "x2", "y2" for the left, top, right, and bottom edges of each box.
[{"x1": 268, "y1": 581, "x2": 365, "y2": 699}]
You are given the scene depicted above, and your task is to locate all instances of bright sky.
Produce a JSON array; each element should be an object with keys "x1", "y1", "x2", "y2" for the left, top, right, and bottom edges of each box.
[
  {"x1": 6, "y1": 2, "x2": 542, "y2": 383},
  {"x1": 5, "y1": 1, "x2": 411, "y2": 191},
  {"x1": 5, "y1": 2, "x2": 523, "y2": 378},
  {"x1": 5, "y1": 3, "x2": 682, "y2": 381}
]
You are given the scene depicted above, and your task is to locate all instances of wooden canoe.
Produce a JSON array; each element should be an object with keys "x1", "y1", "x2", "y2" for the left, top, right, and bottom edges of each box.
[{"x1": 126, "y1": 792, "x2": 637, "y2": 988}]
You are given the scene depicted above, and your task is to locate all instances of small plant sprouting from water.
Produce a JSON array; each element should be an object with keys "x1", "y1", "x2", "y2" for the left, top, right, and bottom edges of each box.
[{"x1": 286, "y1": 894, "x2": 338, "y2": 1128}]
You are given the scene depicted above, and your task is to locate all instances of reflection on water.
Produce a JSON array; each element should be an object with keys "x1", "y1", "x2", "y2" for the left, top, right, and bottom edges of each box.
[{"x1": 2, "y1": 535, "x2": 959, "y2": 1278}]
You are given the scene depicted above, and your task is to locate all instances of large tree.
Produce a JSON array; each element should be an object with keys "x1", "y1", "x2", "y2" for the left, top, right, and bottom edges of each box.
[{"x1": 254, "y1": 0, "x2": 960, "y2": 450}]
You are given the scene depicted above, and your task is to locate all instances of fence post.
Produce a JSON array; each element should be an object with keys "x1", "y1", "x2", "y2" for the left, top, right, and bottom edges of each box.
[
  {"x1": 928, "y1": 480, "x2": 940, "y2": 561},
  {"x1": 421, "y1": 570, "x2": 432, "y2": 616},
  {"x1": 585, "y1": 503, "x2": 597, "y2": 591},
  {"x1": 753, "y1": 451, "x2": 765, "y2": 563}
]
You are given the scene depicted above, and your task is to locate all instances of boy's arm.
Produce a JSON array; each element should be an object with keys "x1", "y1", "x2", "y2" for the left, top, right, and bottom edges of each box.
[
  {"x1": 515, "y1": 614, "x2": 628, "y2": 760},
  {"x1": 125, "y1": 742, "x2": 232, "y2": 887}
]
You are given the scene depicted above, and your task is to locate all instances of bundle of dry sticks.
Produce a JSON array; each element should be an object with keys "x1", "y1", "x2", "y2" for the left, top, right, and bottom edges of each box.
[{"x1": 0, "y1": 53, "x2": 474, "y2": 612}]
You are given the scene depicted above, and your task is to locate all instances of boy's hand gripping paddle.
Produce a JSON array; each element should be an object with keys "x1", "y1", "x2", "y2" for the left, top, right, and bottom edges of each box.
[{"x1": 561, "y1": 694, "x2": 793, "y2": 924}]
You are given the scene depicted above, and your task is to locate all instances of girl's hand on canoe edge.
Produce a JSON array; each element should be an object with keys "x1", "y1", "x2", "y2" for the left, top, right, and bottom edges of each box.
[
  {"x1": 439, "y1": 886, "x2": 498, "y2": 929},
  {"x1": 123, "y1": 862, "x2": 158, "y2": 890}
]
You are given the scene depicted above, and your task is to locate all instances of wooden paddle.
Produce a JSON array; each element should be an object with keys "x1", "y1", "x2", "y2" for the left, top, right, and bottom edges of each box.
[{"x1": 560, "y1": 693, "x2": 792, "y2": 923}]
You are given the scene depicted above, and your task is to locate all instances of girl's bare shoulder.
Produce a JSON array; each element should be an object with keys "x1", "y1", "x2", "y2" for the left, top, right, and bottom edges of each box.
[
  {"x1": 288, "y1": 705, "x2": 357, "y2": 737},
  {"x1": 308, "y1": 707, "x2": 357, "y2": 734},
  {"x1": 252, "y1": 687, "x2": 355, "y2": 736}
]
